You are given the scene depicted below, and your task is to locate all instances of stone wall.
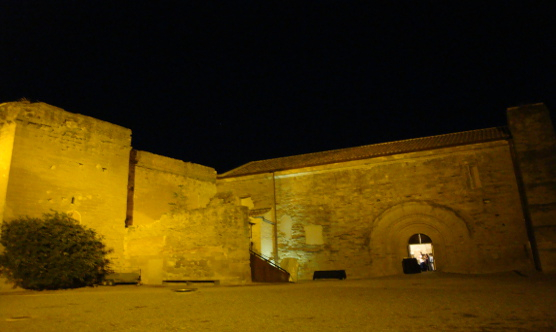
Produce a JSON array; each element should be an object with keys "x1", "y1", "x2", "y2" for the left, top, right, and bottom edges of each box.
[
  {"x1": 276, "y1": 141, "x2": 531, "y2": 279},
  {"x1": 130, "y1": 150, "x2": 217, "y2": 227},
  {"x1": 507, "y1": 103, "x2": 556, "y2": 272},
  {"x1": 0, "y1": 103, "x2": 19, "y2": 224},
  {"x1": 0, "y1": 101, "x2": 251, "y2": 286},
  {"x1": 219, "y1": 140, "x2": 534, "y2": 280},
  {"x1": 0, "y1": 101, "x2": 131, "y2": 269},
  {"x1": 218, "y1": 173, "x2": 277, "y2": 258},
  {"x1": 125, "y1": 193, "x2": 251, "y2": 285},
  {"x1": 218, "y1": 173, "x2": 276, "y2": 211},
  {"x1": 2, "y1": 100, "x2": 552, "y2": 287}
]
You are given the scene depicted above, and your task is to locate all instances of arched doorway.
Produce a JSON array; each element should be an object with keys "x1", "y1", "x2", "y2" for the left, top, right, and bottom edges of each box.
[
  {"x1": 369, "y1": 201, "x2": 472, "y2": 275},
  {"x1": 408, "y1": 233, "x2": 435, "y2": 271}
]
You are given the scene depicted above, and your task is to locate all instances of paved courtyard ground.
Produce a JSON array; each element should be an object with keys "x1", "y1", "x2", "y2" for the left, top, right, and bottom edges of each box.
[{"x1": 1, "y1": 271, "x2": 555, "y2": 331}]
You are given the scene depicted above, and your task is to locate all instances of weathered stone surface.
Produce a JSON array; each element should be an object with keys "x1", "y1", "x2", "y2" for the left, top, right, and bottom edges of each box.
[
  {"x1": 508, "y1": 103, "x2": 556, "y2": 272},
  {"x1": 219, "y1": 140, "x2": 536, "y2": 280},
  {"x1": 0, "y1": 102, "x2": 20, "y2": 224},
  {"x1": 131, "y1": 150, "x2": 216, "y2": 226},
  {"x1": 0, "y1": 101, "x2": 252, "y2": 287},
  {"x1": 125, "y1": 202, "x2": 251, "y2": 285},
  {"x1": 1, "y1": 100, "x2": 555, "y2": 287},
  {"x1": 280, "y1": 257, "x2": 299, "y2": 282},
  {"x1": 0, "y1": 101, "x2": 131, "y2": 269}
]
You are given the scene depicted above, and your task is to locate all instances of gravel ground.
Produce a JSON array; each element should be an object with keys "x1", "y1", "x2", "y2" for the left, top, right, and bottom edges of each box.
[{"x1": 1, "y1": 271, "x2": 555, "y2": 332}]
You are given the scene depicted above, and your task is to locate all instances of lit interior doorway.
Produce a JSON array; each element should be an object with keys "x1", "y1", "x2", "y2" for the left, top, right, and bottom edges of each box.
[{"x1": 408, "y1": 233, "x2": 435, "y2": 271}]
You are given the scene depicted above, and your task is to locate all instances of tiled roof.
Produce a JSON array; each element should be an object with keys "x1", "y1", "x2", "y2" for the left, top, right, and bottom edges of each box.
[{"x1": 218, "y1": 127, "x2": 511, "y2": 178}]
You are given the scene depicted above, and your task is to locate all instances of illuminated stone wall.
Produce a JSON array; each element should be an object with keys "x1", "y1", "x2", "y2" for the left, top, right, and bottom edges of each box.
[
  {"x1": 218, "y1": 140, "x2": 536, "y2": 280},
  {"x1": 0, "y1": 103, "x2": 19, "y2": 224},
  {"x1": 0, "y1": 101, "x2": 251, "y2": 286},
  {"x1": 125, "y1": 193, "x2": 251, "y2": 285},
  {"x1": 2, "y1": 100, "x2": 552, "y2": 287},
  {"x1": 219, "y1": 105, "x2": 556, "y2": 278},
  {"x1": 130, "y1": 150, "x2": 217, "y2": 226},
  {"x1": 0, "y1": 101, "x2": 131, "y2": 269},
  {"x1": 218, "y1": 173, "x2": 276, "y2": 210},
  {"x1": 218, "y1": 173, "x2": 277, "y2": 258},
  {"x1": 274, "y1": 140, "x2": 531, "y2": 279},
  {"x1": 126, "y1": 155, "x2": 251, "y2": 284},
  {"x1": 508, "y1": 103, "x2": 556, "y2": 272}
]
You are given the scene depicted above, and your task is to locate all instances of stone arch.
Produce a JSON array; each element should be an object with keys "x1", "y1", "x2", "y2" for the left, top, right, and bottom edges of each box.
[{"x1": 369, "y1": 201, "x2": 474, "y2": 275}]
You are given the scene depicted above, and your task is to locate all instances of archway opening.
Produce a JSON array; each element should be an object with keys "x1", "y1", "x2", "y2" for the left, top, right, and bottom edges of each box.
[{"x1": 408, "y1": 233, "x2": 435, "y2": 271}]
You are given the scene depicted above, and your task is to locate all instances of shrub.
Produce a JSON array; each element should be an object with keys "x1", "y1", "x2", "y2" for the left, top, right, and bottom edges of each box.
[{"x1": 0, "y1": 212, "x2": 113, "y2": 290}]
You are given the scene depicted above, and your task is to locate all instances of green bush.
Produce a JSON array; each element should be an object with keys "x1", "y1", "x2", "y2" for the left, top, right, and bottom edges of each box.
[{"x1": 0, "y1": 212, "x2": 113, "y2": 290}]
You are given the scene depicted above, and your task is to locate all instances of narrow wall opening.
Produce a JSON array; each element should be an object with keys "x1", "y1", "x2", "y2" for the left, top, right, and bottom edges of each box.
[{"x1": 408, "y1": 233, "x2": 435, "y2": 271}]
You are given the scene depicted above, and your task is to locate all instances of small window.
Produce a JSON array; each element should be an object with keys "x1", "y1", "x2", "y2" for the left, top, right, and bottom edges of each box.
[{"x1": 408, "y1": 233, "x2": 432, "y2": 244}]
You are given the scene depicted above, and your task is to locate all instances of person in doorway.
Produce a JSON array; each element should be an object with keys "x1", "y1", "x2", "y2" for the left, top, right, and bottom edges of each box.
[
  {"x1": 420, "y1": 253, "x2": 427, "y2": 271},
  {"x1": 428, "y1": 253, "x2": 435, "y2": 271}
]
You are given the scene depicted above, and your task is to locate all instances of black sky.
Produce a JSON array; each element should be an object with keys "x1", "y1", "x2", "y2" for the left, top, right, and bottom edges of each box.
[{"x1": 2, "y1": 1, "x2": 555, "y2": 173}]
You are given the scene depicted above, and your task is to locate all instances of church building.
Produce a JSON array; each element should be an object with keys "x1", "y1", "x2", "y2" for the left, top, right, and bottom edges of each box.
[{"x1": 1, "y1": 101, "x2": 555, "y2": 284}]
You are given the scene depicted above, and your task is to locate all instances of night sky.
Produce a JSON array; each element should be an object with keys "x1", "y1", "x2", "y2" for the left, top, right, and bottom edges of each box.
[{"x1": 2, "y1": 1, "x2": 555, "y2": 173}]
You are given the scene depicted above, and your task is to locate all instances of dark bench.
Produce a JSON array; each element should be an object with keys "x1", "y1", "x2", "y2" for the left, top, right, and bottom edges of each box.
[
  {"x1": 102, "y1": 270, "x2": 141, "y2": 286},
  {"x1": 402, "y1": 258, "x2": 421, "y2": 274},
  {"x1": 163, "y1": 280, "x2": 220, "y2": 286},
  {"x1": 313, "y1": 270, "x2": 346, "y2": 280}
]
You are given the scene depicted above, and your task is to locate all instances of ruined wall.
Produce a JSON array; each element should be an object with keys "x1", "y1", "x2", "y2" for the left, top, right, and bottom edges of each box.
[
  {"x1": 507, "y1": 103, "x2": 556, "y2": 272},
  {"x1": 125, "y1": 193, "x2": 251, "y2": 285},
  {"x1": 0, "y1": 101, "x2": 249, "y2": 283},
  {"x1": 218, "y1": 174, "x2": 277, "y2": 258},
  {"x1": 131, "y1": 150, "x2": 217, "y2": 227},
  {"x1": 1, "y1": 101, "x2": 131, "y2": 268},
  {"x1": 217, "y1": 173, "x2": 275, "y2": 211}
]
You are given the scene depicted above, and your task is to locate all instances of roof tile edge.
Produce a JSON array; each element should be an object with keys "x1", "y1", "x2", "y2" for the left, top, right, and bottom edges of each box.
[{"x1": 217, "y1": 127, "x2": 511, "y2": 179}]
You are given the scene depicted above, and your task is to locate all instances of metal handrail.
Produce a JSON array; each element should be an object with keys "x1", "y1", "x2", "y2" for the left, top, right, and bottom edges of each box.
[{"x1": 249, "y1": 249, "x2": 290, "y2": 275}]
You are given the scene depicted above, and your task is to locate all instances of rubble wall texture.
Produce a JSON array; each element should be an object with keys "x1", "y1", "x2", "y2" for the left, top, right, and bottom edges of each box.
[
  {"x1": 2, "y1": 100, "x2": 552, "y2": 287},
  {"x1": 273, "y1": 141, "x2": 532, "y2": 280},
  {"x1": 217, "y1": 174, "x2": 277, "y2": 258},
  {"x1": 125, "y1": 195, "x2": 251, "y2": 285},
  {"x1": 131, "y1": 150, "x2": 217, "y2": 226},
  {"x1": 507, "y1": 103, "x2": 556, "y2": 272},
  {"x1": 217, "y1": 173, "x2": 276, "y2": 212},
  {"x1": 0, "y1": 101, "x2": 247, "y2": 285},
  {"x1": 219, "y1": 141, "x2": 534, "y2": 280},
  {"x1": 0, "y1": 101, "x2": 131, "y2": 269}
]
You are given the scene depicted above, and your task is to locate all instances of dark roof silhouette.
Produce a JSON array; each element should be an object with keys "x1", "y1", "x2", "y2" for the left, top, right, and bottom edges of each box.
[{"x1": 218, "y1": 127, "x2": 511, "y2": 178}]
